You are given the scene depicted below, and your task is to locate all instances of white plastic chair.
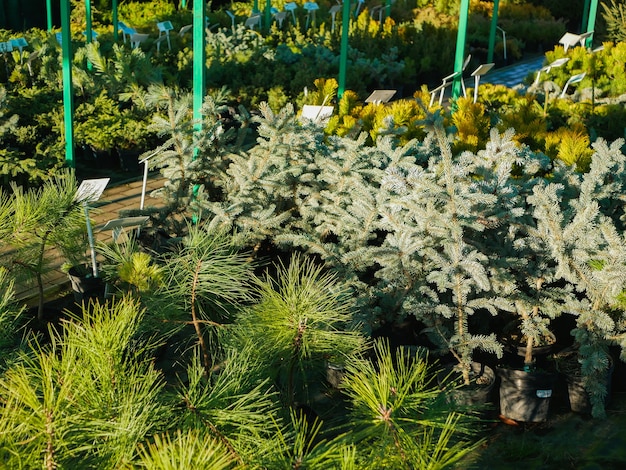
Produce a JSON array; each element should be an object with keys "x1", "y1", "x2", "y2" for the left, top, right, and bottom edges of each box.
[
  {"x1": 179, "y1": 24, "x2": 192, "y2": 37},
  {"x1": 118, "y1": 21, "x2": 137, "y2": 44},
  {"x1": 130, "y1": 33, "x2": 150, "y2": 49},
  {"x1": 245, "y1": 14, "x2": 262, "y2": 30},
  {"x1": 156, "y1": 21, "x2": 174, "y2": 51},
  {"x1": 329, "y1": 4, "x2": 342, "y2": 32},
  {"x1": 304, "y1": 2, "x2": 319, "y2": 29},
  {"x1": 226, "y1": 11, "x2": 236, "y2": 30},
  {"x1": 284, "y1": 2, "x2": 298, "y2": 24}
]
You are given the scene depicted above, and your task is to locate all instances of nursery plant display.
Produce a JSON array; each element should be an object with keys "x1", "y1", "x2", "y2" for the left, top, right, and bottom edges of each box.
[
  {"x1": 3, "y1": 81, "x2": 626, "y2": 470},
  {"x1": 136, "y1": 90, "x2": 626, "y2": 422},
  {"x1": 0, "y1": 0, "x2": 580, "y2": 187},
  {"x1": 4, "y1": 0, "x2": 626, "y2": 466}
]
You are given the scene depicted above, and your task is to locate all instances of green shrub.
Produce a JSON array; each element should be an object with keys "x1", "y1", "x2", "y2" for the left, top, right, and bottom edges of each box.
[
  {"x1": 602, "y1": 0, "x2": 626, "y2": 43},
  {"x1": 118, "y1": 0, "x2": 178, "y2": 29}
]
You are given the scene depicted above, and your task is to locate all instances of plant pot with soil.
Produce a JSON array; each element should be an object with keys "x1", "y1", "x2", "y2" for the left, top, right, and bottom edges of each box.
[
  {"x1": 67, "y1": 263, "x2": 105, "y2": 303},
  {"x1": 493, "y1": 276, "x2": 569, "y2": 422},
  {"x1": 553, "y1": 346, "x2": 614, "y2": 414},
  {"x1": 438, "y1": 361, "x2": 496, "y2": 408},
  {"x1": 497, "y1": 366, "x2": 557, "y2": 423}
]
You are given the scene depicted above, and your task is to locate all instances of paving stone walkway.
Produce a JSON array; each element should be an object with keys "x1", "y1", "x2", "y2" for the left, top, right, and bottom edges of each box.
[
  {"x1": 433, "y1": 54, "x2": 548, "y2": 107},
  {"x1": 480, "y1": 55, "x2": 546, "y2": 88}
]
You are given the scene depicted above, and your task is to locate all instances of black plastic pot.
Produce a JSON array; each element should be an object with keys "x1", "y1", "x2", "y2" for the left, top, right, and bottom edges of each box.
[
  {"x1": 553, "y1": 347, "x2": 615, "y2": 414},
  {"x1": 497, "y1": 367, "x2": 556, "y2": 422},
  {"x1": 565, "y1": 374, "x2": 590, "y2": 413},
  {"x1": 439, "y1": 362, "x2": 496, "y2": 407},
  {"x1": 67, "y1": 265, "x2": 104, "y2": 302}
]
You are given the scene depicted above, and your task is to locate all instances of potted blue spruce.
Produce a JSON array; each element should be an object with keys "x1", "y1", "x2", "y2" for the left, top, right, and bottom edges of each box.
[
  {"x1": 527, "y1": 137, "x2": 626, "y2": 418},
  {"x1": 374, "y1": 116, "x2": 519, "y2": 403}
]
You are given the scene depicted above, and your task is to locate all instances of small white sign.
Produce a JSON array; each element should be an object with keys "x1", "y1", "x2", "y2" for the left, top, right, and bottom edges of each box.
[
  {"x1": 76, "y1": 178, "x2": 110, "y2": 203},
  {"x1": 301, "y1": 105, "x2": 334, "y2": 123}
]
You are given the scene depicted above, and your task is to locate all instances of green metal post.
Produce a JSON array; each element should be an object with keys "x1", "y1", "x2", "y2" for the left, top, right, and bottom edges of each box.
[
  {"x1": 385, "y1": 0, "x2": 391, "y2": 19},
  {"x1": 337, "y1": 0, "x2": 350, "y2": 98},
  {"x1": 585, "y1": 0, "x2": 599, "y2": 47},
  {"x1": 451, "y1": 0, "x2": 470, "y2": 101},
  {"x1": 46, "y1": 0, "x2": 53, "y2": 30},
  {"x1": 112, "y1": 0, "x2": 118, "y2": 42},
  {"x1": 61, "y1": 0, "x2": 74, "y2": 167},
  {"x1": 192, "y1": 0, "x2": 205, "y2": 222},
  {"x1": 181, "y1": 0, "x2": 187, "y2": 8},
  {"x1": 193, "y1": 0, "x2": 205, "y2": 143},
  {"x1": 85, "y1": 0, "x2": 93, "y2": 71},
  {"x1": 253, "y1": 0, "x2": 259, "y2": 14},
  {"x1": 85, "y1": 0, "x2": 92, "y2": 44},
  {"x1": 581, "y1": 0, "x2": 590, "y2": 33},
  {"x1": 265, "y1": 0, "x2": 272, "y2": 33},
  {"x1": 487, "y1": 0, "x2": 499, "y2": 63}
]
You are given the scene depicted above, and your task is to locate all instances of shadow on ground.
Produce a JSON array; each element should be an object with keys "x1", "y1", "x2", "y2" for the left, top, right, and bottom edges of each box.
[{"x1": 458, "y1": 392, "x2": 626, "y2": 469}]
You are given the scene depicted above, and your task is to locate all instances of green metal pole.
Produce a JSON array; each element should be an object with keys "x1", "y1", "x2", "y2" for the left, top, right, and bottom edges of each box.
[
  {"x1": 192, "y1": 0, "x2": 205, "y2": 222},
  {"x1": 181, "y1": 0, "x2": 187, "y2": 8},
  {"x1": 265, "y1": 0, "x2": 272, "y2": 33},
  {"x1": 451, "y1": 0, "x2": 470, "y2": 101},
  {"x1": 85, "y1": 0, "x2": 93, "y2": 71},
  {"x1": 112, "y1": 0, "x2": 118, "y2": 42},
  {"x1": 61, "y1": 0, "x2": 74, "y2": 167},
  {"x1": 337, "y1": 0, "x2": 350, "y2": 98},
  {"x1": 253, "y1": 0, "x2": 259, "y2": 14},
  {"x1": 85, "y1": 0, "x2": 92, "y2": 44},
  {"x1": 46, "y1": 0, "x2": 53, "y2": 30},
  {"x1": 385, "y1": 0, "x2": 391, "y2": 19},
  {"x1": 193, "y1": 0, "x2": 205, "y2": 142},
  {"x1": 487, "y1": 0, "x2": 499, "y2": 63},
  {"x1": 585, "y1": 0, "x2": 599, "y2": 47},
  {"x1": 581, "y1": 0, "x2": 590, "y2": 33}
]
